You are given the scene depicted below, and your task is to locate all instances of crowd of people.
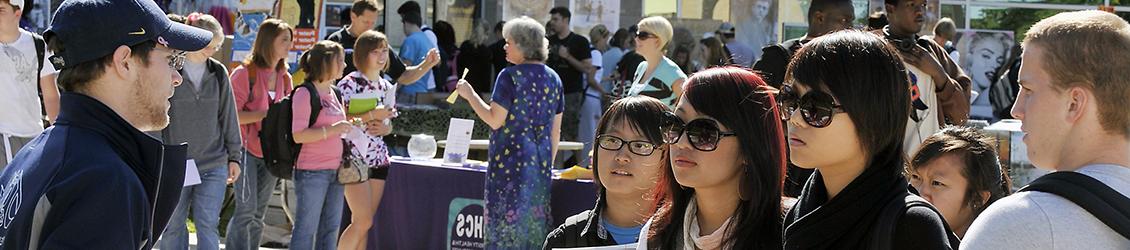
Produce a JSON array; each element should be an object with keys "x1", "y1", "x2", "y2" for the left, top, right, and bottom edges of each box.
[{"x1": 0, "y1": 0, "x2": 1128, "y2": 249}]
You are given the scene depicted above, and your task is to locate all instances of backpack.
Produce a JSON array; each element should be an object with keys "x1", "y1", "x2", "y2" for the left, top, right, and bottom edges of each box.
[
  {"x1": 870, "y1": 192, "x2": 961, "y2": 249},
  {"x1": 259, "y1": 83, "x2": 342, "y2": 180},
  {"x1": 1019, "y1": 171, "x2": 1130, "y2": 239}
]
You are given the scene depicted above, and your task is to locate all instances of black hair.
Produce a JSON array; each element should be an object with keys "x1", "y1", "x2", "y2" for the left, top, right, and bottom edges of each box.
[
  {"x1": 909, "y1": 126, "x2": 1012, "y2": 218},
  {"x1": 550, "y1": 7, "x2": 571, "y2": 20},
  {"x1": 397, "y1": 1, "x2": 421, "y2": 15},
  {"x1": 648, "y1": 67, "x2": 785, "y2": 249},
  {"x1": 590, "y1": 96, "x2": 671, "y2": 218},
  {"x1": 786, "y1": 29, "x2": 909, "y2": 175},
  {"x1": 434, "y1": 20, "x2": 456, "y2": 48},
  {"x1": 808, "y1": 0, "x2": 853, "y2": 21}
]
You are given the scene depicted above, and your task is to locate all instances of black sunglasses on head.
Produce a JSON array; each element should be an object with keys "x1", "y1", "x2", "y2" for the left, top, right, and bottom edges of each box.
[
  {"x1": 661, "y1": 112, "x2": 736, "y2": 152},
  {"x1": 777, "y1": 84, "x2": 844, "y2": 128}
]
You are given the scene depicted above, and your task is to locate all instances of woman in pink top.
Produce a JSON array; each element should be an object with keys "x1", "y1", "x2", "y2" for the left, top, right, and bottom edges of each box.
[
  {"x1": 289, "y1": 40, "x2": 352, "y2": 250},
  {"x1": 225, "y1": 18, "x2": 297, "y2": 250}
]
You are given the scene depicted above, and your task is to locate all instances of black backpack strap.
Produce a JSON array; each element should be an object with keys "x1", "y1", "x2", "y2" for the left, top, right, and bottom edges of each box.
[
  {"x1": 32, "y1": 33, "x2": 45, "y2": 74},
  {"x1": 302, "y1": 83, "x2": 323, "y2": 128},
  {"x1": 1020, "y1": 171, "x2": 1130, "y2": 239},
  {"x1": 32, "y1": 33, "x2": 47, "y2": 120}
]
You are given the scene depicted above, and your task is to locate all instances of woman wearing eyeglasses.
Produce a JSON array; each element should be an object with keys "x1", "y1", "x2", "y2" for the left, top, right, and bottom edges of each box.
[
  {"x1": 625, "y1": 16, "x2": 688, "y2": 107},
  {"x1": 543, "y1": 96, "x2": 669, "y2": 248},
  {"x1": 780, "y1": 30, "x2": 959, "y2": 249},
  {"x1": 636, "y1": 66, "x2": 786, "y2": 249}
]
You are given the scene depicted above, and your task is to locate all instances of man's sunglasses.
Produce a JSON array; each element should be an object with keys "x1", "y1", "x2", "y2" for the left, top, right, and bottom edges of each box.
[
  {"x1": 777, "y1": 84, "x2": 844, "y2": 128},
  {"x1": 635, "y1": 31, "x2": 657, "y2": 40},
  {"x1": 168, "y1": 50, "x2": 187, "y2": 71},
  {"x1": 661, "y1": 112, "x2": 736, "y2": 152},
  {"x1": 596, "y1": 135, "x2": 660, "y2": 156}
]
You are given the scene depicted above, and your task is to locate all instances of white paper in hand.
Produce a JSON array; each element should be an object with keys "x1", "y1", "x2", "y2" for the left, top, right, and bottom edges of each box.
[
  {"x1": 347, "y1": 126, "x2": 370, "y2": 154},
  {"x1": 184, "y1": 159, "x2": 202, "y2": 187},
  {"x1": 443, "y1": 118, "x2": 475, "y2": 163}
]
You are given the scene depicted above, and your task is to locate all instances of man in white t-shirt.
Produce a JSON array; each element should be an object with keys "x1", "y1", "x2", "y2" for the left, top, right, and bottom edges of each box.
[
  {"x1": 962, "y1": 10, "x2": 1130, "y2": 249},
  {"x1": 0, "y1": 0, "x2": 58, "y2": 168},
  {"x1": 881, "y1": 0, "x2": 970, "y2": 157}
]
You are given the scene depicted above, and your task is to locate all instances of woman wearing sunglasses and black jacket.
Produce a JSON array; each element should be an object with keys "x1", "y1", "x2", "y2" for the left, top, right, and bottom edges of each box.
[
  {"x1": 636, "y1": 66, "x2": 786, "y2": 249},
  {"x1": 780, "y1": 30, "x2": 959, "y2": 249}
]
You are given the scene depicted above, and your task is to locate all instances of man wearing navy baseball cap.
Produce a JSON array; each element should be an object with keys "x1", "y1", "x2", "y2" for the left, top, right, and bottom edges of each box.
[{"x1": 0, "y1": 0, "x2": 212, "y2": 248}]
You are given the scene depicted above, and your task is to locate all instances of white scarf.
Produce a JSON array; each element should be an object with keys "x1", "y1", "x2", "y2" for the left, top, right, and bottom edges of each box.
[{"x1": 682, "y1": 196, "x2": 734, "y2": 250}]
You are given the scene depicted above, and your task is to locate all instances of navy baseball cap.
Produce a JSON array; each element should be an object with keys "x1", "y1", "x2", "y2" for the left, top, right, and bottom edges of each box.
[{"x1": 44, "y1": 0, "x2": 213, "y2": 69}]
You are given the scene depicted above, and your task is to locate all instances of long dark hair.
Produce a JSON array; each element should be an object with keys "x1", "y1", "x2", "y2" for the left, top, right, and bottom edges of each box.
[
  {"x1": 786, "y1": 29, "x2": 909, "y2": 176},
  {"x1": 590, "y1": 96, "x2": 671, "y2": 218},
  {"x1": 648, "y1": 66, "x2": 786, "y2": 249}
]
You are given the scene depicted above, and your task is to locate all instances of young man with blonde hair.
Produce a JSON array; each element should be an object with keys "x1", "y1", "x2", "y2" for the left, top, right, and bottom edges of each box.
[{"x1": 962, "y1": 10, "x2": 1130, "y2": 249}]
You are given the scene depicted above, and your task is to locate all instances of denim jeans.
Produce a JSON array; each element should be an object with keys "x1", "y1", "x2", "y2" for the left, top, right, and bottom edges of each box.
[
  {"x1": 225, "y1": 152, "x2": 278, "y2": 249},
  {"x1": 158, "y1": 166, "x2": 229, "y2": 250},
  {"x1": 291, "y1": 169, "x2": 344, "y2": 250}
]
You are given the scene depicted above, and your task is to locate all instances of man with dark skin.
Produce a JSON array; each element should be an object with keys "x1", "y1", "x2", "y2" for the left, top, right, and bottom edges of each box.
[{"x1": 879, "y1": 0, "x2": 970, "y2": 156}]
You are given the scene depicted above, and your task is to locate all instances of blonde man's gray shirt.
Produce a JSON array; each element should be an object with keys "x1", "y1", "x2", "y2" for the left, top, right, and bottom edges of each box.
[{"x1": 961, "y1": 164, "x2": 1130, "y2": 249}]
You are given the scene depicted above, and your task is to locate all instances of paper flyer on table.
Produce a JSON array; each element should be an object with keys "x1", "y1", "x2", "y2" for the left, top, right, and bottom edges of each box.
[
  {"x1": 348, "y1": 92, "x2": 382, "y2": 115},
  {"x1": 184, "y1": 159, "x2": 201, "y2": 187},
  {"x1": 443, "y1": 118, "x2": 475, "y2": 163}
]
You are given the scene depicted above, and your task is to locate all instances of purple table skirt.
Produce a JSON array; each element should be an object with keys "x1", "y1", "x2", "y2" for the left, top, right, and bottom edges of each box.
[{"x1": 347, "y1": 158, "x2": 598, "y2": 249}]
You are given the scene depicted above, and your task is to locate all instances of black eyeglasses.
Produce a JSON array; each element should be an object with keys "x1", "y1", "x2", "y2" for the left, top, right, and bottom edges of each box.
[
  {"x1": 778, "y1": 84, "x2": 844, "y2": 128},
  {"x1": 635, "y1": 31, "x2": 657, "y2": 40},
  {"x1": 596, "y1": 135, "x2": 660, "y2": 156},
  {"x1": 661, "y1": 112, "x2": 736, "y2": 152}
]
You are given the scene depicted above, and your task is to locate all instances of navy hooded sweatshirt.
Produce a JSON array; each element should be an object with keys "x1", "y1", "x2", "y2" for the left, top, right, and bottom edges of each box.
[{"x1": 0, "y1": 93, "x2": 187, "y2": 249}]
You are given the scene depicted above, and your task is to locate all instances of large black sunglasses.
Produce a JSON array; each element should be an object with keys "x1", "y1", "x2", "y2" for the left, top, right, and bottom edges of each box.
[
  {"x1": 596, "y1": 135, "x2": 660, "y2": 156},
  {"x1": 777, "y1": 84, "x2": 844, "y2": 128},
  {"x1": 635, "y1": 31, "x2": 657, "y2": 40},
  {"x1": 661, "y1": 112, "x2": 736, "y2": 152}
]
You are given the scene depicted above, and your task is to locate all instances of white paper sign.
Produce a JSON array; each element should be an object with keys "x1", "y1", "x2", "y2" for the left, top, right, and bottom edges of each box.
[
  {"x1": 443, "y1": 118, "x2": 475, "y2": 164},
  {"x1": 184, "y1": 159, "x2": 202, "y2": 187}
]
